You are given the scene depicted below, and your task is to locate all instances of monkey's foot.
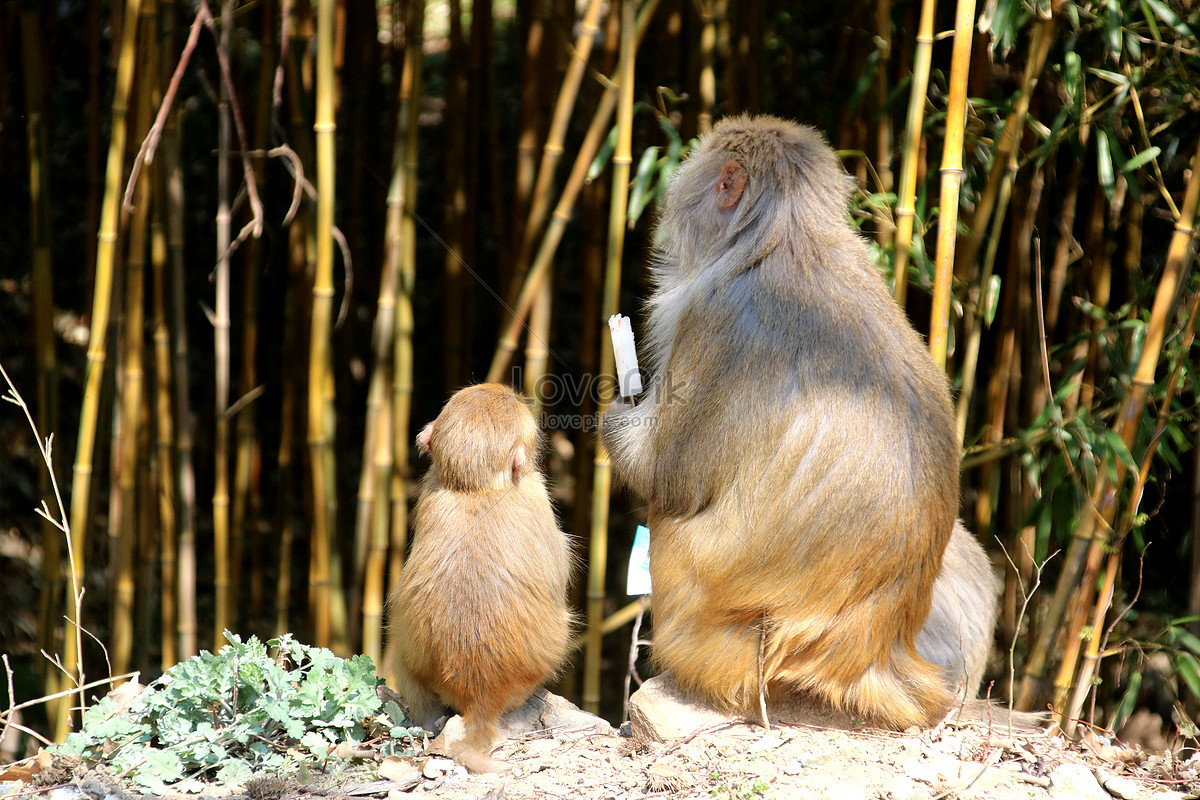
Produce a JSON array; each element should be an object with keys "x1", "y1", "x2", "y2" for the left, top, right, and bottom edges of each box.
[{"x1": 430, "y1": 691, "x2": 614, "y2": 772}]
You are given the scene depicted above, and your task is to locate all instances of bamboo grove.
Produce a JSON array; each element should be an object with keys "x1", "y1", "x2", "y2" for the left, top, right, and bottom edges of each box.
[{"x1": 1, "y1": 0, "x2": 1199, "y2": 750}]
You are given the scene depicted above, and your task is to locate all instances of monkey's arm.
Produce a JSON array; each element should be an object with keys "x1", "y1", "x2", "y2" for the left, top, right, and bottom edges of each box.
[{"x1": 599, "y1": 397, "x2": 656, "y2": 499}]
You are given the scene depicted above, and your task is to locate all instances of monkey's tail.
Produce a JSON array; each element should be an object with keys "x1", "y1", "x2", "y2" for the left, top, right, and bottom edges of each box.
[
  {"x1": 834, "y1": 644, "x2": 952, "y2": 730},
  {"x1": 944, "y1": 699, "x2": 1053, "y2": 735}
]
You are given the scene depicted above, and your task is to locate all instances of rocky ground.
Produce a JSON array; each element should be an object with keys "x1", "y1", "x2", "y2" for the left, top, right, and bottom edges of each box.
[{"x1": 3, "y1": 679, "x2": 1198, "y2": 800}]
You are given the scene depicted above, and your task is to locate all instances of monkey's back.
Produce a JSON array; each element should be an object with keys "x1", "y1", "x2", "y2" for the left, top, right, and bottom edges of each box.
[
  {"x1": 639, "y1": 116, "x2": 963, "y2": 729},
  {"x1": 392, "y1": 475, "x2": 572, "y2": 721}
]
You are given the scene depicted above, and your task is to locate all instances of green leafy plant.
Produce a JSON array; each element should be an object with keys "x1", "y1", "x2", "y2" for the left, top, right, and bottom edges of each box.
[{"x1": 54, "y1": 633, "x2": 388, "y2": 793}]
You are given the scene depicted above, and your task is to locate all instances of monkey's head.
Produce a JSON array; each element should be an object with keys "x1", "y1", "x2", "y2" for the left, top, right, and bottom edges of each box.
[
  {"x1": 657, "y1": 115, "x2": 857, "y2": 274},
  {"x1": 416, "y1": 383, "x2": 542, "y2": 492}
]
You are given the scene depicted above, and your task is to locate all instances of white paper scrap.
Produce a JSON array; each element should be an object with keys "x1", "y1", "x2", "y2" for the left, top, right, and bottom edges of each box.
[
  {"x1": 626, "y1": 524, "x2": 652, "y2": 596},
  {"x1": 608, "y1": 314, "x2": 644, "y2": 397}
]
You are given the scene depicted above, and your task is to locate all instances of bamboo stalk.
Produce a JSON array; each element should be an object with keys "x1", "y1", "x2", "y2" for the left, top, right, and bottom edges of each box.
[
  {"x1": 275, "y1": 201, "x2": 307, "y2": 638},
  {"x1": 60, "y1": 0, "x2": 143, "y2": 741},
  {"x1": 956, "y1": 7, "x2": 1057, "y2": 280},
  {"x1": 20, "y1": 5, "x2": 62, "y2": 682},
  {"x1": 151, "y1": 180, "x2": 177, "y2": 670},
  {"x1": 212, "y1": 0, "x2": 234, "y2": 650},
  {"x1": 954, "y1": 151, "x2": 1016, "y2": 442},
  {"x1": 954, "y1": 9, "x2": 1057, "y2": 441},
  {"x1": 584, "y1": 0, "x2": 637, "y2": 716},
  {"x1": 697, "y1": 0, "x2": 715, "y2": 134},
  {"x1": 486, "y1": 0, "x2": 660, "y2": 383},
  {"x1": 891, "y1": 0, "x2": 936, "y2": 307},
  {"x1": 151, "y1": 0, "x2": 178, "y2": 673},
  {"x1": 85, "y1": 0, "x2": 102, "y2": 303},
  {"x1": 513, "y1": 0, "x2": 550, "y2": 250},
  {"x1": 234, "y1": 0, "x2": 276, "y2": 618},
  {"x1": 1065, "y1": 276, "x2": 1198, "y2": 730},
  {"x1": 515, "y1": 0, "x2": 605, "y2": 277},
  {"x1": 441, "y1": 0, "x2": 468, "y2": 388},
  {"x1": 524, "y1": 284, "x2": 552, "y2": 413},
  {"x1": 566, "y1": 9, "x2": 618, "y2": 696},
  {"x1": 363, "y1": 389, "x2": 392, "y2": 667},
  {"x1": 1046, "y1": 145, "x2": 1086, "y2": 337},
  {"x1": 518, "y1": 0, "x2": 604, "y2": 409},
  {"x1": 874, "y1": 0, "x2": 894, "y2": 248},
  {"x1": 309, "y1": 0, "x2": 338, "y2": 649},
  {"x1": 163, "y1": 15, "x2": 198, "y2": 660},
  {"x1": 352, "y1": 0, "x2": 402, "y2": 630},
  {"x1": 277, "y1": 0, "x2": 314, "y2": 640},
  {"x1": 1077, "y1": 188, "x2": 1112, "y2": 413},
  {"x1": 929, "y1": 0, "x2": 977, "y2": 368},
  {"x1": 113, "y1": 0, "x2": 157, "y2": 676},
  {"x1": 1017, "y1": 136, "x2": 1200, "y2": 713},
  {"x1": 367, "y1": 0, "x2": 424, "y2": 666},
  {"x1": 389, "y1": 0, "x2": 424, "y2": 596}
]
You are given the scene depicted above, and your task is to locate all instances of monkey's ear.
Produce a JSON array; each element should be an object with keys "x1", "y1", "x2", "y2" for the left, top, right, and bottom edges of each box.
[
  {"x1": 715, "y1": 160, "x2": 747, "y2": 213},
  {"x1": 416, "y1": 422, "x2": 434, "y2": 455},
  {"x1": 511, "y1": 443, "x2": 529, "y2": 483}
]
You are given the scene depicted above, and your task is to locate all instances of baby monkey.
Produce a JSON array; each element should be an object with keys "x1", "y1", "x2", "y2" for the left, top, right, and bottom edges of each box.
[{"x1": 385, "y1": 383, "x2": 574, "y2": 772}]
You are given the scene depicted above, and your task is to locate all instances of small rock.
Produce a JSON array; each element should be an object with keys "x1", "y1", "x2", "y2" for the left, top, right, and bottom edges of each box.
[
  {"x1": 627, "y1": 673, "x2": 854, "y2": 742},
  {"x1": 1048, "y1": 762, "x2": 1109, "y2": 800},
  {"x1": 378, "y1": 756, "x2": 422, "y2": 789},
  {"x1": 627, "y1": 675, "x2": 730, "y2": 742},
  {"x1": 501, "y1": 689, "x2": 612, "y2": 739},
  {"x1": 1095, "y1": 769, "x2": 1139, "y2": 800}
]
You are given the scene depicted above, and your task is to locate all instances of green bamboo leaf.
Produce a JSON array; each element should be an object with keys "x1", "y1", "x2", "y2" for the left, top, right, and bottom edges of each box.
[
  {"x1": 1054, "y1": 380, "x2": 1082, "y2": 406},
  {"x1": 1142, "y1": 0, "x2": 1195, "y2": 37},
  {"x1": 990, "y1": 0, "x2": 1022, "y2": 55},
  {"x1": 984, "y1": 274, "x2": 1002, "y2": 326},
  {"x1": 1111, "y1": 672, "x2": 1142, "y2": 730},
  {"x1": 847, "y1": 50, "x2": 881, "y2": 112},
  {"x1": 1104, "y1": 0, "x2": 1123, "y2": 57},
  {"x1": 1101, "y1": 428, "x2": 1138, "y2": 474},
  {"x1": 588, "y1": 127, "x2": 618, "y2": 181},
  {"x1": 1175, "y1": 627, "x2": 1200, "y2": 658},
  {"x1": 1125, "y1": 32, "x2": 1142, "y2": 61},
  {"x1": 1122, "y1": 146, "x2": 1161, "y2": 173},
  {"x1": 1096, "y1": 129, "x2": 1116, "y2": 201},
  {"x1": 1087, "y1": 67, "x2": 1129, "y2": 86},
  {"x1": 1063, "y1": 51, "x2": 1082, "y2": 108},
  {"x1": 1178, "y1": 653, "x2": 1200, "y2": 702},
  {"x1": 1138, "y1": 0, "x2": 1163, "y2": 40},
  {"x1": 658, "y1": 114, "x2": 682, "y2": 151},
  {"x1": 1035, "y1": 504, "x2": 1054, "y2": 563},
  {"x1": 1128, "y1": 319, "x2": 1146, "y2": 366},
  {"x1": 628, "y1": 145, "x2": 660, "y2": 224}
]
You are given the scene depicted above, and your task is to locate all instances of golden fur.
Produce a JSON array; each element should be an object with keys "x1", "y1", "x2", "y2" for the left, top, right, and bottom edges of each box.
[
  {"x1": 386, "y1": 383, "x2": 574, "y2": 769},
  {"x1": 602, "y1": 116, "x2": 998, "y2": 729}
]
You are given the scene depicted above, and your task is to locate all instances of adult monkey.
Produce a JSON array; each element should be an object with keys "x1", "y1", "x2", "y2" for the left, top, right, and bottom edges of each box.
[{"x1": 602, "y1": 115, "x2": 998, "y2": 730}]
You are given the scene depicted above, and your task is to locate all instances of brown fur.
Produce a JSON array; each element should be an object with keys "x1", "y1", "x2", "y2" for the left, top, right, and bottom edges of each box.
[
  {"x1": 386, "y1": 383, "x2": 574, "y2": 771},
  {"x1": 602, "y1": 115, "x2": 998, "y2": 730}
]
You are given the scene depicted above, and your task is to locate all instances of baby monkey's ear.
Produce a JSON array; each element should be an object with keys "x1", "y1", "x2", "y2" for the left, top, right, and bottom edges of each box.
[
  {"x1": 415, "y1": 422, "x2": 434, "y2": 456},
  {"x1": 510, "y1": 442, "x2": 529, "y2": 484}
]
